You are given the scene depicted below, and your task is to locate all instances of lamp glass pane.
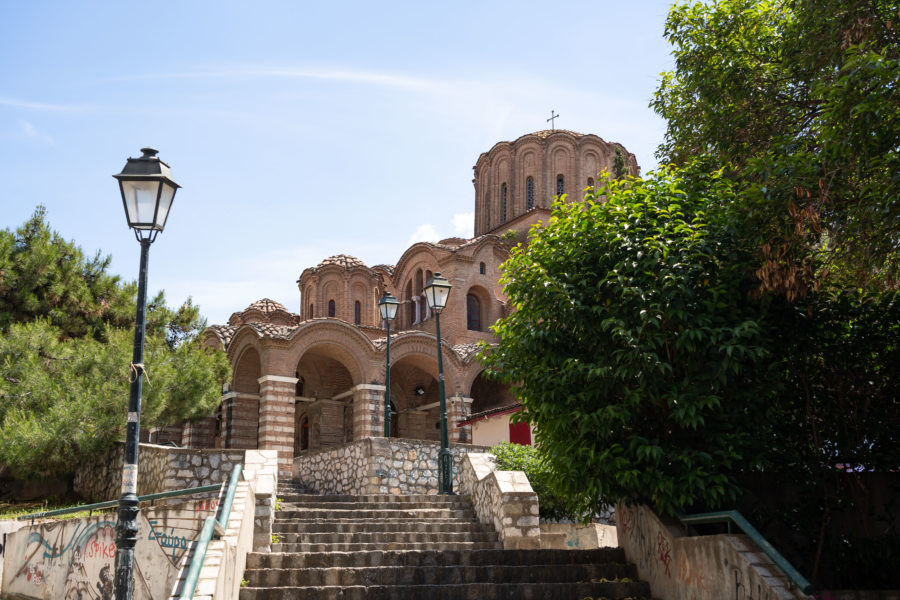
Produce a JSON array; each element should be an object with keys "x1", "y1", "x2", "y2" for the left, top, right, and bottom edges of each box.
[
  {"x1": 379, "y1": 295, "x2": 399, "y2": 321},
  {"x1": 122, "y1": 180, "x2": 161, "y2": 229},
  {"x1": 154, "y1": 182, "x2": 176, "y2": 231}
]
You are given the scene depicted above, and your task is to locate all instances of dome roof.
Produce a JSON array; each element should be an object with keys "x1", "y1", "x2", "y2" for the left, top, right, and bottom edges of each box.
[
  {"x1": 316, "y1": 254, "x2": 367, "y2": 270},
  {"x1": 244, "y1": 298, "x2": 290, "y2": 314}
]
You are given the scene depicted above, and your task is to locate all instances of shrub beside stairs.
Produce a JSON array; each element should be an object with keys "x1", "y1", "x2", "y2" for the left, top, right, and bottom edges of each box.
[{"x1": 238, "y1": 480, "x2": 654, "y2": 600}]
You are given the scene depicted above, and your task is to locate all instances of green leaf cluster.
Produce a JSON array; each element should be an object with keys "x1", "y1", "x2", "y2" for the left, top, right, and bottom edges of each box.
[
  {"x1": 480, "y1": 169, "x2": 769, "y2": 516},
  {"x1": 490, "y1": 442, "x2": 580, "y2": 521},
  {"x1": 653, "y1": 0, "x2": 900, "y2": 292},
  {"x1": 0, "y1": 208, "x2": 230, "y2": 480}
]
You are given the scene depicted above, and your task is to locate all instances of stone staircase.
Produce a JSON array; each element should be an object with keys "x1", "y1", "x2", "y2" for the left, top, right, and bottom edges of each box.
[{"x1": 239, "y1": 480, "x2": 653, "y2": 600}]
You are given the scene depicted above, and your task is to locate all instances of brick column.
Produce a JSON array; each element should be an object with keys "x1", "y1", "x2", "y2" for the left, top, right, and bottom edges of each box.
[
  {"x1": 448, "y1": 395, "x2": 474, "y2": 444},
  {"x1": 257, "y1": 375, "x2": 297, "y2": 477},
  {"x1": 336, "y1": 384, "x2": 385, "y2": 441}
]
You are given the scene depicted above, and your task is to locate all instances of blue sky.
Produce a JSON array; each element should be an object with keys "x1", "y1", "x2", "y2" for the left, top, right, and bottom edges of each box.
[{"x1": 1, "y1": 1, "x2": 675, "y2": 325}]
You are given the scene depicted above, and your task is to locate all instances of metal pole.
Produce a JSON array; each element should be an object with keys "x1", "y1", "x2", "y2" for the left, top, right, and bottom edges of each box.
[
  {"x1": 115, "y1": 238, "x2": 150, "y2": 600},
  {"x1": 435, "y1": 311, "x2": 452, "y2": 494},
  {"x1": 384, "y1": 319, "x2": 392, "y2": 438}
]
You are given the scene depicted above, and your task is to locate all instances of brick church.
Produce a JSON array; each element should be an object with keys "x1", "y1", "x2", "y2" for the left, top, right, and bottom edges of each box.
[{"x1": 157, "y1": 129, "x2": 638, "y2": 476}]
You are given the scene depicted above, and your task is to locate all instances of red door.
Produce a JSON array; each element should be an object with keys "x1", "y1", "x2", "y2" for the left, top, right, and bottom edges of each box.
[{"x1": 509, "y1": 420, "x2": 531, "y2": 446}]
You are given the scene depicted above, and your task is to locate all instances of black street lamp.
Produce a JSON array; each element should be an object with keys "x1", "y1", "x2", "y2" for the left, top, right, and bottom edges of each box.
[
  {"x1": 424, "y1": 272, "x2": 453, "y2": 494},
  {"x1": 379, "y1": 292, "x2": 400, "y2": 438},
  {"x1": 112, "y1": 148, "x2": 180, "y2": 600}
]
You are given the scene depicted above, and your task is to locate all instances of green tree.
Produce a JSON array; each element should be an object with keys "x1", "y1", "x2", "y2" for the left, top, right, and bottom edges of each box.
[
  {"x1": 653, "y1": 0, "x2": 900, "y2": 293},
  {"x1": 480, "y1": 169, "x2": 769, "y2": 516},
  {"x1": 0, "y1": 208, "x2": 230, "y2": 479}
]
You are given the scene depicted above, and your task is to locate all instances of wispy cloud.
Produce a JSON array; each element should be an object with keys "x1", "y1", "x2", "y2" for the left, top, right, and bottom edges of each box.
[
  {"x1": 103, "y1": 66, "x2": 449, "y2": 93},
  {"x1": 452, "y1": 213, "x2": 473, "y2": 237},
  {"x1": 0, "y1": 96, "x2": 81, "y2": 112},
  {"x1": 18, "y1": 120, "x2": 54, "y2": 145},
  {"x1": 407, "y1": 223, "x2": 440, "y2": 245}
]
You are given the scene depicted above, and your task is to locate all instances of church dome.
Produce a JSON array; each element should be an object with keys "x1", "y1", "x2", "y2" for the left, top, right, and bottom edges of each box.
[{"x1": 317, "y1": 254, "x2": 367, "y2": 270}]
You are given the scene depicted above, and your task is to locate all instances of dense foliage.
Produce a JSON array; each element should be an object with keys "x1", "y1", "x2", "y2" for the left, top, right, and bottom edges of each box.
[
  {"x1": 490, "y1": 441, "x2": 578, "y2": 521},
  {"x1": 0, "y1": 208, "x2": 230, "y2": 479},
  {"x1": 481, "y1": 170, "x2": 770, "y2": 517},
  {"x1": 653, "y1": 0, "x2": 900, "y2": 294}
]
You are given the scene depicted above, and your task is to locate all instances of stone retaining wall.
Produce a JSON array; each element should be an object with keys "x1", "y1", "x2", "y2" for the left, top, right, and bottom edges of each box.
[
  {"x1": 458, "y1": 452, "x2": 540, "y2": 550},
  {"x1": 293, "y1": 438, "x2": 489, "y2": 496},
  {"x1": 73, "y1": 443, "x2": 278, "y2": 553}
]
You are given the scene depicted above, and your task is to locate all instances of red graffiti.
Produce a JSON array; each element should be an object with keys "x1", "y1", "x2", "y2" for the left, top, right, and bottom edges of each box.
[
  {"x1": 618, "y1": 505, "x2": 632, "y2": 536},
  {"x1": 86, "y1": 538, "x2": 116, "y2": 559},
  {"x1": 24, "y1": 564, "x2": 44, "y2": 586},
  {"x1": 196, "y1": 499, "x2": 219, "y2": 512},
  {"x1": 678, "y1": 552, "x2": 707, "y2": 590},
  {"x1": 657, "y1": 531, "x2": 673, "y2": 576}
]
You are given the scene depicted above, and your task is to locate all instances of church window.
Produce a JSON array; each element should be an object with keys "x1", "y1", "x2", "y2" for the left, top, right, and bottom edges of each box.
[
  {"x1": 328, "y1": 300, "x2": 336, "y2": 318},
  {"x1": 526, "y1": 177, "x2": 534, "y2": 210},
  {"x1": 309, "y1": 304, "x2": 314, "y2": 319},
  {"x1": 354, "y1": 301, "x2": 361, "y2": 325},
  {"x1": 479, "y1": 262, "x2": 486, "y2": 275},
  {"x1": 556, "y1": 174, "x2": 565, "y2": 196},
  {"x1": 467, "y1": 293, "x2": 482, "y2": 331},
  {"x1": 501, "y1": 183, "x2": 507, "y2": 222},
  {"x1": 587, "y1": 177, "x2": 594, "y2": 189}
]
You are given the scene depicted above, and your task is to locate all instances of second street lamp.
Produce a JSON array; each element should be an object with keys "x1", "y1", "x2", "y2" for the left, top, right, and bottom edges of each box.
[
  {"x1": 112, "y1": 147, "x2": 180, "y2": 600},
  {"x1": 424, "y1": 272, "x2": 453, "y2": 494},
  {"x1": 378, "y1": 292, "x2": 400, "y2": 438}
]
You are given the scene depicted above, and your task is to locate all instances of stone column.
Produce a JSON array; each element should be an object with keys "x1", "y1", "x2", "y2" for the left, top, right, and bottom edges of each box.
[
  {"x1": 257, "y1": 375, "x2": 297, "y2": 478},
  {"x1": 336, "y1": 384, "x2": 385, "y2": 441},
  {"x1": 448, "y1": 395, "x2": 474, "y2": 444}
]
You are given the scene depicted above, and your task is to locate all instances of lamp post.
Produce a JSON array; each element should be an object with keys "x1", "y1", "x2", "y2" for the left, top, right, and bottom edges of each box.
[
  {"x1": 378, "y1": 292, "x2": 400, "y2": 438},
  {"x1": 112, "y1": 148, "x2": 180, "y2": 600},
  {"x1": 424, "y1": 272, "x2": 453, "y2": 494}
]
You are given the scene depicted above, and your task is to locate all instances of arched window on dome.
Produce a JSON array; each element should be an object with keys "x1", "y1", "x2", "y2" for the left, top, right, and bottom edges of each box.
[
  {"x1": 479, "y1": 262, "x2": 486, "y2": 275},
  {"x1": 328, "y1": 299, "x2": 336, "y2": 318},
  {"x1": 308, "y1": 304, "x2": 314, "y2": 319},
  {"x1": 354, "y1": 301, "x2": 361, "y2": 325},
  {"x1": 501, "y1": 183, "x2": 507, "y2": 222},
  {"x1": 526, "y1": 177, "x2": 535, "y2": 210},
  {"x1": 556, "y1": 174, "x2": 565, "y2": 197},
  {"x1": 587, "y1": 177, "x2": 594, "y2": 190},
  {"x1": 467, "y1": 294, "x2": 482, "y2": 331}
]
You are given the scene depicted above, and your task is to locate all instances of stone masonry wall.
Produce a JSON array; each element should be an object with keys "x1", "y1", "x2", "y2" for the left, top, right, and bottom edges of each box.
[
  {"x1": 293, "y1": 437, "x2": 489, "y2": 496},
  {"x1": 73, "y1": 443, "x2": 279, "y2": 554},
  {"x1": 458, "y1": 452, "x2": 540, "y2": 550}
]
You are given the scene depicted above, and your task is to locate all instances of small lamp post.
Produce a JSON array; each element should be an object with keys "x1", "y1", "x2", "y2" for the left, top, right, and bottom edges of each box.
[
  {"x1": 424, "y1": 272, "x2": 453, "y2": 494},
  {"x1": 112, "y1": 148, "x2": 180, "y2": 600},
  {"x1": 378, "y1": 291, "x2": 400, "y2": 438}
]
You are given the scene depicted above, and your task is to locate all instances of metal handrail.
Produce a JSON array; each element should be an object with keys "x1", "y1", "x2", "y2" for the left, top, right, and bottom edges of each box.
[
  {"x1": 178, "y1": 463, "x2": 243, "y2": 600},
  {"x1": 676, "y1": 509, "x2": 814, "y2": 595},
  {"x1": 16, "y1": 484, "x2": 222, "y2": 523}
]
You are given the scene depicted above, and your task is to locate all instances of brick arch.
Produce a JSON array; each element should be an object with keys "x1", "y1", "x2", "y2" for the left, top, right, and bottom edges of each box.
[
  {"x1": 232, "y1": 346, "x2": 261, "y2": 394},
  {"x1": 279, "y1": 320, "x2": 381, "y2": 384},
  {"x1": 464, "y1": 284, "x2": 492, "y2": 332},
  {"x1": 468, "y1": 368, "x2": 517, "y2": 414},
  {"x1": 389, "y1": 333, "x2": 464, "y2": 395}
]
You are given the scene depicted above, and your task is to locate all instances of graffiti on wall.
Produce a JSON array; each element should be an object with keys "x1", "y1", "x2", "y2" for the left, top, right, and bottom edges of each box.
[
  {"x1": 14, "y1": 519, "x2": 116, "y2": 600},
  {"x1": 2, "y1": 499, "x2": 219, "y2": 600}
]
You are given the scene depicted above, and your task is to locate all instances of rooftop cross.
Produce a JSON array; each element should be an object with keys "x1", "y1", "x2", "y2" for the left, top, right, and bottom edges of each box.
[{"x1": 546, "y1": 110, "x2": 559, "y2": 130}]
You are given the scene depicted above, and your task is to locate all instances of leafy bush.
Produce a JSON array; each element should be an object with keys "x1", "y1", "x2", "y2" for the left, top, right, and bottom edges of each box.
[{"x1": 490, "y1": 442, "x2": 580, "y2": 521}]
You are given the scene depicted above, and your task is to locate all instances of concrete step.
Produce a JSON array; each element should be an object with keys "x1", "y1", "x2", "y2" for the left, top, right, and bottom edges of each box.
[
  {"x1": 272, "y1": 531, "x2": 499, "y2": 545},
  {"x1": 244, "y1": 562, "x2": 636, "y2": 587},
  {"x1": 273, "y1": 521, "x2": 493, "y2": 534},
  {"x1": 238, "y1": 581, "x2": 652, "y2": 600},
  {"x1": 277, "y1": 493, "x2": 464, "y2": 505},
  {"x1": 279, "y1": 498, "x2": 469, "y2": 510},
  {"x1": 275, "y1": 508, "x2": 477, "y2": 520},
  {"x1": 272, "y1": 541, "x2": 503, "y2": 553},
  {"x1": 247, "y1": 548, "x2": 629, "y2": 570}
]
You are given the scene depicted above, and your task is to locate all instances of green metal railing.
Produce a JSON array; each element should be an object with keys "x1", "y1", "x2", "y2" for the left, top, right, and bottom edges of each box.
[
  {"x1": 16, "y1": 484, "x2": 222, "y2": 524},
  {"x1": 676, "y1": 509, "x2": 814, "y2": 595},
  {"x1": 178, "y1": 463, "x2": 243, "y2": 600}
]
